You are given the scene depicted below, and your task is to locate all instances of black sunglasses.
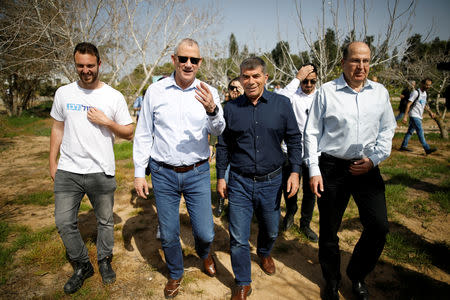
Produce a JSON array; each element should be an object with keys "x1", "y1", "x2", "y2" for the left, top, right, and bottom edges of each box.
[
  {"x1": 177, "y1": 56, "x2": 201, "y2": 65},
  {"x1": 229, "y1": 86, "x2": 240, "y2": 91},
  {"x1": 302, "y1": 79, "x2": 317, "y2": 85}
]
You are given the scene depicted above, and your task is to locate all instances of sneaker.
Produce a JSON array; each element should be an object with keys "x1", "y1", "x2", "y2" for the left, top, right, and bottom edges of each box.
[
  {"x1": 425, "y1": 147, "x2": 437, "y2": 155},
  {"x1": 98, "y1": 256, "x2": 116, "y2": 284},
  {"x1": 300, "y1": 225, "x2": 318, "y2": 242},
  {"x1": 399, "y1": 147, "x2": 412, "y2": 152},
  {"x1": 156, "y1": 225, "x2": 161, "y2": 240},
  {"x1": 63, "y1": 260, "x2": 94, "y2": 294}
]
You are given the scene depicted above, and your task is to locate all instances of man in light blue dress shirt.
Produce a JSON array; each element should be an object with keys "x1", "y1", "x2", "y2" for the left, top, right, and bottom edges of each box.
[
  {"x1": 133, "y1": 38, "x2": 225, "y2": 299},
  {"x1": 304, "y1": 41, "x2": 396, "y2": 300}
]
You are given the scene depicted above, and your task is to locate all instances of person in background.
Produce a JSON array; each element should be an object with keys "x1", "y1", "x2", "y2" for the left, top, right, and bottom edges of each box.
[
  {"x1": 396, "y1": 80, "x2": 416, "y2": 121},
  {"x1": 214, "y1": 77, "x2": 244, "y2": 217},
  {"x1": 133, "y1": 88, "x2": 145, "y2": 122},
  {"x1": 277, "y1": 64, "x2": 319, "y2": 242},
  {"x1": 399, "y1": 78, "x2": 437, "y2": 155}
]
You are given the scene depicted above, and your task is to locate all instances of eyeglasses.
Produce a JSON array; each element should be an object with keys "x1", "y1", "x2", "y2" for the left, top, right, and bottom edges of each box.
[
  {"x1": 229, "y1": 86, "x2": 240, "y2": 91},
  {"x1": 177, "y1": 56, "x2": 201, "y2": 65},
  {"x1": 301, "y1": 79, "x2": 317, "y2": 85}
]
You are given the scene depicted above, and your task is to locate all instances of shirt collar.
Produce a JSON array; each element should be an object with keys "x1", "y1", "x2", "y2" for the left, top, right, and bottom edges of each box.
[
  {"x1": 336, "y1": 73, "x2": 373, "y2": 92},
  {"x1": 243, "y1": 88, "x2": 271, "y2": 105},
  {"x1": 166, "y1": 72, "x2": 199, "y2": 91}
]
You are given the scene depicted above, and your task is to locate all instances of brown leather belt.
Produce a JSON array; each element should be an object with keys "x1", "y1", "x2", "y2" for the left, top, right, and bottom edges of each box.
[{"x1": 158, "y1": 159, "x2": 208, "y2": 173}]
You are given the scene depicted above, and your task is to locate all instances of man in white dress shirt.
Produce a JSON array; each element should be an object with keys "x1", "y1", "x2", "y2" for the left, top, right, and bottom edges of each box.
[
  {"x1": 133, "y1": 38, "x2": 225, "y2": 299},
  {"x1": 278, "y1": 64, "x2": 319, "y2": 243},
  {"x1": 304, "y1": 41, "x2": 396, "y2": 300}
]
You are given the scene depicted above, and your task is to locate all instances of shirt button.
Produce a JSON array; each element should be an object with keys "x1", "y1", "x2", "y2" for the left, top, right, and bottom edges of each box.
[{"x1": 255, "y1": 121, "x2": 258, "y2": 124}]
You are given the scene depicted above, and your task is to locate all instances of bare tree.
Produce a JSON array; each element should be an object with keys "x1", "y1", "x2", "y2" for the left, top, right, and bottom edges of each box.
[
  {"x1": 0, "y1": 0, "x2": 220, "y2": 115},
  {"x1": 276, "y1": 0, "x2": 418, "y2": 83}
]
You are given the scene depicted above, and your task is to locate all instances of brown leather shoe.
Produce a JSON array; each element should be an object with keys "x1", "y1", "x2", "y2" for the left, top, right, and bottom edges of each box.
[
  {"x1": 232, "y1": 285, "x2": 252, "y2": 300},
  {"x1": 164, "y1": 277, "x2": 182, "y2": 299},
  {"x1": 203, "y1": 253, "x2": 216, "y2": 277},
  {"x1": 259, "y1": 254, "x2": 275, "y2": 275}
]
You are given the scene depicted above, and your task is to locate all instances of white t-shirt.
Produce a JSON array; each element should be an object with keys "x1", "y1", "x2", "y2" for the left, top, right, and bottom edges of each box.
[
  {"x1": 50, "y1": 82, "x2": 133, "y2": 175},
  {"x1": 408, "y1": 89, "x2": 427, "y2": 119}
]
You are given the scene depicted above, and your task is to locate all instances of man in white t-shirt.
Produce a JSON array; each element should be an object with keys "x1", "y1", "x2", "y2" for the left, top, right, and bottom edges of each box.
[
  {"x1": 400, "y1": 78, "x2": 437, "y2": 154},
  {"x1": 49, "y1": 42, "x2": 133, "y2": 294},
  {"x1": 278, "y1": 64, "x2": 319, "y2": 242}
]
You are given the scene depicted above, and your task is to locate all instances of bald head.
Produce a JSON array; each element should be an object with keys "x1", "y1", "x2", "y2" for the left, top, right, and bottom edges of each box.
[{"x1": 341, "y1": 41, "x2": 371, "y2": 90}]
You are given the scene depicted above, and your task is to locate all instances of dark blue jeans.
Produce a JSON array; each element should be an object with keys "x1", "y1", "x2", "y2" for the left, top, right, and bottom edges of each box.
[
  {"x1": 149, "y1": 159, "x2": 214, "y2": 280},
  {"x1": 318, "y1": 154, "x2": 389, "y2": 283},
  {"x1": 228, "y1": 170, "x2": 282, "y2": 285},
  {"x1": 401, "y1": 116, "x2": 431, "y2": 150},
  {"x1": 54, "y1": 170, "x2": 116, "y2": 263}
]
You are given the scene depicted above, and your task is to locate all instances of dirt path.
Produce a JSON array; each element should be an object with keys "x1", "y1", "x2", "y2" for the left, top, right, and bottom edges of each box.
[{"x1": 0, "y1": 135, "x2": 449, "y2": 299}]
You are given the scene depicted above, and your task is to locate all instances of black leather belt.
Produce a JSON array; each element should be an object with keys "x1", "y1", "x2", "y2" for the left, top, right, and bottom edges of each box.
[
  {"x1": 232, "y1": 166, "x2": 282, "y2": 182},
  {"x1": 320, "y1": 153, "x2": 360, "y2": 164},
  {"x1": 157, "y1": 159, "x2": 208, "y2": 173}
]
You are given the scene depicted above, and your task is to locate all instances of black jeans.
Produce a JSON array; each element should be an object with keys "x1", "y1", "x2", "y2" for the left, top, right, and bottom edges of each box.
[
  {"x1": 317, "y1": 153, "x2": 389, "y2": 282},
  {"x1": 282, "y1": 160, "x2": 316, "y2": 228}
]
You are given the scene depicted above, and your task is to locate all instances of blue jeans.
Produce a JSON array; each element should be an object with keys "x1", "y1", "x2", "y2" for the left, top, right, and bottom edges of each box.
[
  {"x1": 54, "y1": 170, "x2": 116, "y2": 263},
  {"x1": 149, "y1": 159, "x2": 214, "y2": 280},
  {"x1": 228, "y1": 170, "x2": 282, "y2": 285},
  {"x1": 395, "y1": 112, "x2": 405, "y2": 121},
  {"x1": 401, "y1": 117, "x2": 430, "y2": 150}
]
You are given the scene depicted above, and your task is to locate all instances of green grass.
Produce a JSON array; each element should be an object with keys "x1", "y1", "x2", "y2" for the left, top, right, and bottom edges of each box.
[
  {"x1": 114, "y1": 141, "x2": 133, "y2": 160},
  {"x1": 0, "y1": 224, "x2": 59, "y2": 285},
  {"x1": 429, "y1": 191, "x2": 450, "y2": 212},
  {"x1": 384, "y1": 232, "x2": 432, "y2": 267},
  {"x1": 9, "y1": 190, "x2": 54, "y2": 206}
]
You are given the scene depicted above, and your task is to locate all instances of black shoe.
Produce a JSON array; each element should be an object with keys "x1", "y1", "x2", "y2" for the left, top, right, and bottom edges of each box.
[
  {"x1": 98, "y1": 256, "x2": 116, "y2": 284},
  {"x1": 352, "y1": 280, "x2": 369, "y2": 300},
  {"x1": 399, "y1": 147, "x2": 412, "y2": 152},
  {"x1": 324, "y1": 280, "x2": 340, "y2": 300},
  {"x1": 300, "y1": 225, "x2": 318, "y2": 242},
  {"x1": 214, "y1": 197, "x2": 225, "y2": 217},
  {"x1": 63, "y1": 261, "x2": 94, "y2": 294},
  {"x1": 282, "y1": 214, "x2": 295, "y2": 231},
  {"x1": 425, "y1": 147, "x2": 437, "y2": 155}
]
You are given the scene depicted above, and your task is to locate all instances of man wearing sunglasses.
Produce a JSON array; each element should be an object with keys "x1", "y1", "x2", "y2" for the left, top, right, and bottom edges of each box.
[
  {"x1": 133, "y1": 38, "x2": 225, "y2": 299},
  {"x1": 277, "y1": 64, "x2": 319, "y2": 243}
]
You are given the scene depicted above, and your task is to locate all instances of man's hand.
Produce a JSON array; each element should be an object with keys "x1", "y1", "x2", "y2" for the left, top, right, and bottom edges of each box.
[
  {"x1": 296, "y1": 65, "x2": 315, "y2": 81},
  {"x1": 134, "y1": 177, "x2": 149, "y2": 199},
  {"x1": 50, "y1": 164, "x2": 57, "y2": 181},
  {"x1": 310, "y1": 175, "x2": 324, "y2": 198},
  {"x1": 286, "y1": 172, "x2": 300, "y2": 198},
  {"x1": 402, "y1": 115, "x2": 408, "y2": 124},
  {"x1": 195, "y1": 82, "x2": 216, "y2": 114},
  {"x1": 217, "y1": 178, "x2": 228, "y2": 199},
  {"x1": 349, "y1": 158, "x2": 374, "y2": 176},
  {"x1": 87, "y1": 107, "x2": 112, "y2": 127}
]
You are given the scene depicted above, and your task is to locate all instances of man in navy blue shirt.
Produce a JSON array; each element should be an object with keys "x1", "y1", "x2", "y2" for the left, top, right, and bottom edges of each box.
[{"x1": 216, "y1": 57, "x2": 301, "y2": 299}]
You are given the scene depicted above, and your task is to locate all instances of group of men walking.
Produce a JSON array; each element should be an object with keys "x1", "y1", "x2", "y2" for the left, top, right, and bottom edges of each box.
[{"x1": 49, "y1": 38, "x2": 433, "y2": 300}]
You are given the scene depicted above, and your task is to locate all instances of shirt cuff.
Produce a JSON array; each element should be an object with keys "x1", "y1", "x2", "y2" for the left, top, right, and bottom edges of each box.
[
  {"x1": 135, "y1": 167, "x2": 146, "y2": 178},
  {"x1": 290, "y1": 164, "x2": 301, "y2": 174},
  {"x1": 309, "y1": 165, "x2": 321, "y2": 177},
  {"x1": 217, "y1": 169, "x2": 226, "y2": 179},
  {"x1": 368, "y1": 155, "x2": 380, "y2": 167}
]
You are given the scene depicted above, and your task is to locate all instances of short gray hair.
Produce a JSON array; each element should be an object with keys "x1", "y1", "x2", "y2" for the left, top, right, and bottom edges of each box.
[
  {"x1": 240, "y1": 57, "x2": 267, "y2": 74},
  {"x1": 174, "y1": 38, "x2": 199, "y2": 55}
]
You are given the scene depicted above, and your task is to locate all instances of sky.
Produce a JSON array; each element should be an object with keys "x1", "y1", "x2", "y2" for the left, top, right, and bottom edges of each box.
[{"x1": 204, "y1": 0, "x2": 450, "y2": 55}]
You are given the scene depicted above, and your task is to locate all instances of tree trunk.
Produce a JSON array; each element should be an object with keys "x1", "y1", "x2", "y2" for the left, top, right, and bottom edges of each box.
[{"x1": 433, "y1": 116, "x2": 448, "y2": 140}]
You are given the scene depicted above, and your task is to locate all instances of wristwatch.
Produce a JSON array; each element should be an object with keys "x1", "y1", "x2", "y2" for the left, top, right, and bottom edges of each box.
[{"x1": 206, "y1": 105, "x2": 219, "y2": 117}]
